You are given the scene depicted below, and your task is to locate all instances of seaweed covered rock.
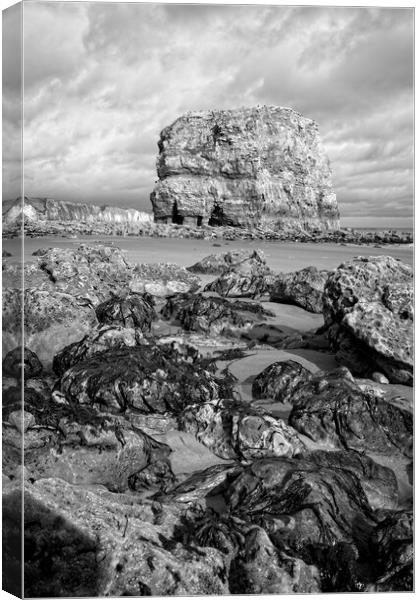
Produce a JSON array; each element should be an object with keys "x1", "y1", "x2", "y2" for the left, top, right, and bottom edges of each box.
[
  {"x1": 224, "y1": 456, "x2": 376, "y2": 580},
  {"x1": 161, "y1": 293, "x2": 269, "y2": 336},
  {"x1": 302, "y1": 450, "x2": 398, "y2": 510},
  {"x1": 288, "y1": 368, "x2": 413, "y2": 457},
  {"x1": 270, "y1": 266, "x2": 330, "y2": 313},
  {"x1": 3, "y1": 478, "x2": 229, "y2": 597},
  {"x1": 203, "y1": 253, "x2": 274, "y2": 298},
  {"x1": 53, "y1": 325, "x2": 146, "y2": 377},
  {"x1": 165, "y1": 464, "x2": 240, "y2": 504},
  {"x1": 252, "y1": 359, "x2": 313, "y2": 403},
  {"x1": 59, "y1": 345, "x2": 220, "y2": 414},
  {"x1": 229, "y1": 526, "x2": 321, "y2": 594},
  {"x1": 180, "y1": 399, "x2": 305, "y2": 460},
  {"x1": 322, "y1": 256, "x2": 413, "y2": 384},
  {"x1": 95, "y1": 292, "x2": 156, "y2": 330},
  {"x1": 367, "y1": 510, "x2": 413, "y2": 591},
  {"x1": 2, "y1": 347, "x2": 43, "y2": 380},
  {"x1": 187, "y1": 249, "x2": 267, "y2": 275}
]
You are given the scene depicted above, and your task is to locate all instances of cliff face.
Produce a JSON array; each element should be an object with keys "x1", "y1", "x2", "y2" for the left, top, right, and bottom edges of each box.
[
  {"x1": 2, "y1": 197, "x2": 153, "y2": 225},
  {"x1": 150, "y1": 106, "x2": 339, "y2": 230}
]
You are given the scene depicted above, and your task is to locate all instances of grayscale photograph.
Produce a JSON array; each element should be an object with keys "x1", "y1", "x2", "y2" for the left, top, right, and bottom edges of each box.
[{"x1": 1, "y1": 0, "x2": 414, "y2": 597}]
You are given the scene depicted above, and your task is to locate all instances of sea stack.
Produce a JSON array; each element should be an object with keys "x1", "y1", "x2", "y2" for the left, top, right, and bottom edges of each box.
[{"x1": 150, "y1": 106, "x2": 340, "y2": 230}]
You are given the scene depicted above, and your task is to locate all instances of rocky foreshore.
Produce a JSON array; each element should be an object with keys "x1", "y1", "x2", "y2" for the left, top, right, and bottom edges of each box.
[
  {"x1": 2, "y1": 217, "x2": 413, "y2": 245},
  {"x1": 2, "y1": 243, "x2": 413, "y2": 595}
]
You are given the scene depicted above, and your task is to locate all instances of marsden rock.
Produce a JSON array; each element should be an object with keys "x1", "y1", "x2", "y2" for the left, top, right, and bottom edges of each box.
[
  {"x1": 288, "y1": 368, "x2": 413, "y2": 457},
  {"x1": 59, "y1": 345, "x2": 220, "y2": 414},
  {"x1": 270, "y1": 266, "x2": 330, "y2": 313},
  {"x1": 151, "y1": 106, "x2": 339, "y2": 230},
  {"x1": 180, "y1": 398, "x2": 305, "y2": 461},
  {"x1": 322, "y1": 256, "x2": 413, "y2": 384}
]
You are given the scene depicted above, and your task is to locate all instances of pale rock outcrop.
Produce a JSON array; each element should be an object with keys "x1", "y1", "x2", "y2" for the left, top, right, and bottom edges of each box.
[
  {"x1": 322, "y1": 256, "x2": 413, "y2": 384},
  {"x1": 151, "y1": 106, "x2": 339, "y2": 230}
]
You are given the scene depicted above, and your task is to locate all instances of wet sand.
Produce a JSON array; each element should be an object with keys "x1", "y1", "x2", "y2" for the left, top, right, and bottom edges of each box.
[{"x1": 3, "y1": 234, "x2": 413, "y2": 273}]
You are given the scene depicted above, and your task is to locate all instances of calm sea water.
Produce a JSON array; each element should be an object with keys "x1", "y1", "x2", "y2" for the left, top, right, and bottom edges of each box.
[{"x1": 2, "y1": 234, "x2": 413, "y2": 273}]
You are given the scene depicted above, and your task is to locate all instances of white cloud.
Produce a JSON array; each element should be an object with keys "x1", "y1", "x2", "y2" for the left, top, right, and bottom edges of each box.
[{"x1": 1, "y1": 2, "x2": 413, "y2": 225}]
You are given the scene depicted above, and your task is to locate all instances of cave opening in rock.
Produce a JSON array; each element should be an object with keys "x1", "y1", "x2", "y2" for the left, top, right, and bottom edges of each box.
[
  {"x1": 209, "y1": 205, "x2": 226, "y2": 226},
  {"x1": 197, "y1": 216, "x2": 203, "y2": 226},
  {"x1": 172, "y1": 202, "x2": 184, "y2": 225}
]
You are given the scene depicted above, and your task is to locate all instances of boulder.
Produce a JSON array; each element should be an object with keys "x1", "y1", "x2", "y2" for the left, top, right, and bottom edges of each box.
[
  {"x1": 37, "y1": 244, "x2": 133, "y2": 303},
  {"x1": 180, "y1": 398, "x2": 305, "y2": 460},
  {"x1": 187, "y1": 248, "x2": 266, "y2": 274},
  {"x1": 59, "y1": 345, "x2": 220, "y2": 414},
  {"x1": 3, "y1": 478, "x2": 228, "y2": 597},
  {"x1": 288, "y1": 367, "x2": 413, "y2": 457},
  {"x1": 224, "y1": 456, "x2": 377, "y2": 588},
  {"x1": 95, "y1": 292, "x2": 156, "y2": 330},
  {"x1": 229, "y1": 526, "x2": 321, "y2": 594},
  {"x1": 203, "y1": 252, "x2": 274, "y2": 298},
  {"x1": 129, "y1": 262, "x2": 200, "y2": 296},
  {"x1": 270, "y1": 266, "x2": 330, "y2": 313},
  {"x1": 301, "y1": 449, "x2": 398, "y2": 510},
  {"x1": 52, "y1": 325, "x2": 146, "y2": 377},
  {"x1": 150, "y1": 106, "x2": 339, "y2": 231},
  {"x1": 161, "y1": 293, "x2": 266, "y2": 336},
  {"x1": 252, "y1": 359, "x2": 313, "y2": 403},
  {"x1": 367, "y1": 510, "x2": 413, "y2": 591},
  {"x1": 2, "y1": 347, "x2": 43, "y2": 380},
  {"x1": 322, "y1": 256, "x2": 413, "y2": 384}
]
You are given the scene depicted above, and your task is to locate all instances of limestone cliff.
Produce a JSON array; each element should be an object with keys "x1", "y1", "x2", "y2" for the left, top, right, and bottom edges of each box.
[
  {"x1": 150, "y1": 106, "x2": 339, "y2": 230},
  {"x1": 2, "y1": 197, "x2": 153, "y2": 226}
]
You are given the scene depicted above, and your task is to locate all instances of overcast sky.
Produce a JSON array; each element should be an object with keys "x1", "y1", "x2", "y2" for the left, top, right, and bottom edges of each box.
[{"x1": 2, "y1": 1, "x2": 414, "y2": 227}]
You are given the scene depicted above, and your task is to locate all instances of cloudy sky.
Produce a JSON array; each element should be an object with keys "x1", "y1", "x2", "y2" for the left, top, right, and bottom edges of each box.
[{"x1": 3, "y1": 1, "x2": 414, "y2": 227}]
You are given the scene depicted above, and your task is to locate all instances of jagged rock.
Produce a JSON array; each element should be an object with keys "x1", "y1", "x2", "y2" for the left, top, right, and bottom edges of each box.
[
  {"x1": 165, "y1": 464, "x2": 240, "y2": 503},
  {"x1": 288, "y1": 367, "x2": 413, "y2": 457},
  {"x1": 203, "y1": 268, "x2": 274, "y2": 299},
  {"x1": 187, "y1": 248, "x2": 267, "y2": 274},
  {"x1": 323, "y1": 256, "x2": 412, "y2": 324},
  {"x1": 367, "y1": 510, "x2": 413, "y2": 591},
  {"x1": 37, "y1": 244, "x2": 133, "y2": 302},
  {"x1": 322, "y1": 257, "x2": 413, "y2": 384},
  {"x1": 252, "y1": 359, "x2": 313, "y2": 403},
  {"x1": 95, "y1": 292, "x2": 156, "y2": 330},
  {"x1": 3, "y1": 478, "x2": 228, "y2": 597},
  {"x1": 150, "y1": 106, "x2": 339, "y2": 231},
  {"x1": 301, "y1": 450, "x2": 398, "y2": 510},
  {"x1": 224, "y1": 456, "x2": 377, "y2": 585},
  {"x1": 270, "y1": 266, "x2": 330, "y2": 313},
  {"x1": 229, "y1": 526, "x2": 321, "y2": 594},
  {"x1": 8, "y1": 410, "x2": 36, "y2": 434},
  {"x1": 180, "y1": 398, "x2": 305, "y2": 460},
  {"x1": 2, "y1": 347, "x2": 43, "y2": 379},
  {"x1": 161, "y1": 293, "x2": 266, "y2": 336},
  {"x1": 203, "y1": 252, "x2": 274, "y2": 298},
  {"x1": 52, "y1": 325, "x2": 146, "y2": 377},
  {"x1": 129, "y1": 262, "x2": 200, "y2": 296},
  {"x1": 59, "y1": 345, "x2": 220, "y2": 414},
  {"x1": 2, "y1": 249, "x2": 12, "y2": 257}
]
